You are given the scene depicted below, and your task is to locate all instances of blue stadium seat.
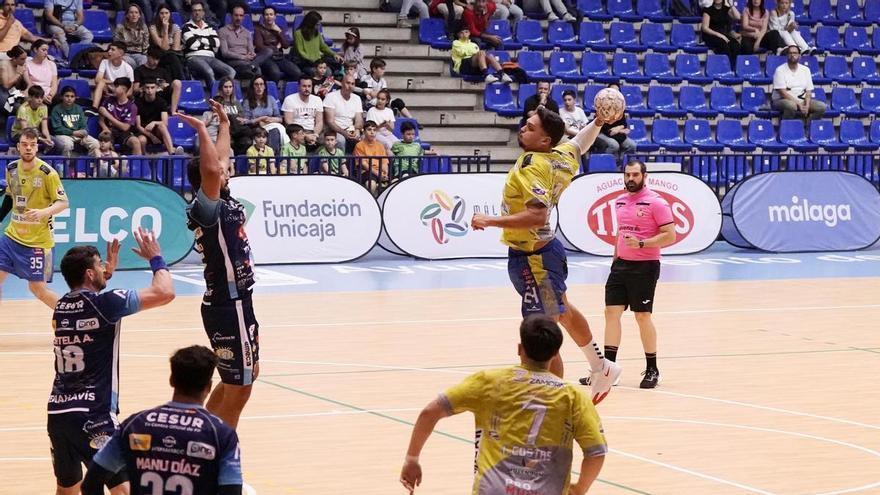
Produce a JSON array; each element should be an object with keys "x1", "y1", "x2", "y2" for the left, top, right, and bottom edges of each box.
[
  {"x1": 609, "y1": 22, "x2": 645, "y2": 52},
  {"x1": 808, "y1": 87, "x2": 837, "y2": 118},
  {"x1": 283, "y1": 81, "x2": 300, "y2": 98},
  {"x1": 393, "y1": 118, "x2": 422, "y2": 140},
  {"x1": 836, "y1": 0, "x2": 867, "y2": 26},
  {"x1": 644, "y1": 53, "x2": 681, "y2": 84},
  {"x1": 685, "y1": 119, "x2": 723, "y2": 152},
  {"x1": 748, "y1": 119, "x2": 787, "y2": 152},
  {"x1": 690, "y1": 156, "x2": 720, "y2": 184},
  {"x1": 581, "y1": 85, "x2": 604, "y2": 113},
  {"x1": 83, "y1": 11, "x2": 113, "y2": 43},
  {"x1": 579, "y1": 22, "x2": 614, "y2": 52},
  {"x1": 486, "y1": 20, "x2": 522, "y2": 50},
  {"x1": 640, "y1": 23, "x2": 674, "y2": 52},
  {"x1": 607, "y1": 0, "x2": 642, "y2": 21},
  {"x1": 637, "y1": 0, "x2": 672, "y2": 22},
  {"x1": 710, "y1": 86, "x2": 747, "y2": 118},
  {"x1": 546, "y1": 20, "x2": 582, "y2": 50},
  {"x1": 823, "y1": 55, "x2": 859, "y2": 85},
  {"x1": 652, "y1": 119, "x2": 690, "y2": 152},
  {"x1": 831, "y1": 87, "x2": 868, "y2": 118},
  {"x1": 518, "y1": 83, "x2": 537, "y2": 109},
  {"x1": 588, "y1": 154, "x2": 618, "y2": 172},
  {"x1": 705, "y1": 54, "x2": 742, "y2": 85},
  {"x1": 612, "y1": 53, "x2": 649, "y2": 83},
  {"x1": 671, "y1": 24, "x2": 706, "y2": 53},
  {"x1": 861, "y1": 87, "x2": 880, "y2": 115},
  {"x1": 59, "y1": 78, "x2": 91, "y2": 101},
  {"x1": 866, "y1": 0, "x2": 880, "y2": 24},
  {"x1": 264, "y1": 0, "x2": 301, "y2": 14},
  {"x1": 581, "y1": 53, "x2": 617, "y2": 83},
  {"x1": 484, "y1": 84, "x2": 520, "y2": 117},
  {"x1": 844, "y1": 27, "x2": 876, "y2": 55},
  {"x1": 735, "y1": 55, "x2": 769, "y2": 85},
  {"x1": 851, "y1": 56, "x2": 880, "y2": 85},
  {"x1": 549, "y1": 52, "x2": 588, "y2": 83},
  {"x1": 799, "y1": 55, "x2": 829, "y2": 85},
  {"x1": 211, "y1": 80, "x2": 243, "y2": 101},
  {"x1": 266, "y1": 81, "x2": 278, "y2": 101},
  {"x1": 741, "y1": 86, "x2": 776, "y2": 118},
  {"x1": 488, "y1": 50, "x2": 512, "y2": 65},
  {"x1": 804, "y1": 0, "x2": 836, "y2": 26},
  {"x1": 550, "y1": 84, "x2": 577, "y2": 106},
  {"x1": 168, "y1": 116, "x2": 197, "y2": 150},
  {"x1": 516, "y1": 20, "x2": 553, "y2": 50},
  {"x1": 675, "y1": 53, "x2": 711, "y2": 84},
  {"x1": 840, "y1": 120, "x2": 879, "y2": 151},
  {"x1": 628, "y1": 119, "x2": 659, "y2": 152},
  {"x1": 816, "y1": 26, "x2": 847, "y2": 55},
  {"x1": 679, "y1": 85, "x2": 715, "y2": 118},
  {"x1": 717, "y1": 119, "x2": 756, "y2": 152},
  {"x1": 517, "y1": 51, "x2": 554, "y2": 82},
  {"x1": 617, "y1": 85, "x2": 649, "y2": 117},
  {"x1": 871, "y1": 121, "x2": 880, "y2": 146},
  {"x1": 419, "y1": 18, "x2": 451, "y2": 49},
  {"x1": 178, "y1": 80, "x2": 210, "y2": 113},
  {"x1": 779, "y1": 119, "x2": 818, "y2": 152},
  {"x1": 764, "y1": 55, "x2": 785, "y2": 80},
  {"x1": 577, "y1": 0, "x2": 613, "y2": 20},
  {"x1": 796, "y1": 25, "x2": 813, "y2": 47},
  {"x1": 809, "y1": 120, "x2": 848, "y2": 152},
  {"x1": 68, "y1": 43, "x2": 99, "y2": 78},
  {"x1": 648, "y1": 86, "x2": 685, "y2": 117},
  {"x1": 16, "y1": 9, "x2": 38, "y2": 35}
]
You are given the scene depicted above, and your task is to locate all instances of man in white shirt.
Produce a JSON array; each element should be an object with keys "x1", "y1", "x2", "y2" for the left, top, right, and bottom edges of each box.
[
  {"x1": 281, "y1": 75, "x2": 323, "y2": 147},
  {"x1": 324, "y1": 73, "x2": 363, "y2": 153},
  {"x1": 771, "y1": 45, "x2": 825, "y2": 122},
  {"x1": 92, "y1": 41, "x2": 134, "y2": 109}
]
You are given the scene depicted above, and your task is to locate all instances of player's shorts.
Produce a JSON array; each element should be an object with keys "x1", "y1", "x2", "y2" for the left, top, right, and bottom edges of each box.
[
  {"x1": 508, "y1": 238, "x2": 568, "y2": 317},
  {"x1": 0, "y1": 234, "x2": 53, "y2": 282},
  {"x1": 202, "y1": 296, "x2": 260, "y2": 386},
  {"x1": 604, "y1": 258, "x2": 661, "y2": 313},
  {"x1": 47, "y1": 411, "x2": 127, "y2": 488}
]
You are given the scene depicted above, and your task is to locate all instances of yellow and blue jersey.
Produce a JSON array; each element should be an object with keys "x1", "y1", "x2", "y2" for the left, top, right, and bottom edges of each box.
[{"x1": 4, "y1": 159, "x2": 66, "y2": 249}]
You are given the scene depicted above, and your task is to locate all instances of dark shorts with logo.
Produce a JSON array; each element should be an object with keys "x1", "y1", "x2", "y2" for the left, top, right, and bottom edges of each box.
[
  {"x1": 202, "y1": 297, "x2": 260, "y2": 386},
  {"x1": 605, "y1": 258, "x2": 661, "y2": 313},
  {"x1": 507, "y1": 238, "x2": 568, "y2": 318},
  {"x1": 47, "y1": 411, "x2": 127, "y2": 487}
]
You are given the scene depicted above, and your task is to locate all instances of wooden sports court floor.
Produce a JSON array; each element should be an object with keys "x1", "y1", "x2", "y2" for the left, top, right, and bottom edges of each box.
[{"x1": 2, "y1": 271, "x2": 880, "y2": 494}]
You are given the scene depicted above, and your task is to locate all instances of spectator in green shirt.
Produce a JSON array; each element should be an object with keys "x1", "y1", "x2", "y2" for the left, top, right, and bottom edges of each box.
[
  {"x1": 391, "y1": 120, "x2": 436, "y2": 177},
  {"x1": 50, "y1": 85, "x2": 99, "y2": 156},
  {"x1": 279, "y1": 123, "x2": 308, "y2": 174},
  {"x1": 319, "y1": 130, "x2": 347, "y2": 176},
  {"x1": 13, "y1": 85, "x2": 53, "y2": 148},
  {"x1": 292, "y1": 11, "x2": 342, "y2": 76}
]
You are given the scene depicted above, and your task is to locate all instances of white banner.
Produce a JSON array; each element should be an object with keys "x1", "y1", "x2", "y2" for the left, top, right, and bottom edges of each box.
[
  {"x1": 381, "y1": 173, "x2": 558, "y2": 259},
  {"x1": 558, "y1": 172, "x2": 722, "y2": 256},
  {"x1": 229, "y1": 175, "x2": 381, "y2": 264}
]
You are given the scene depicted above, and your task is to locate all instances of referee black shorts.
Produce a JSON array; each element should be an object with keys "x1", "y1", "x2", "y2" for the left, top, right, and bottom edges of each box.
[{"x1": 604, "y1": 258, "x2": 661, "y2": 313}]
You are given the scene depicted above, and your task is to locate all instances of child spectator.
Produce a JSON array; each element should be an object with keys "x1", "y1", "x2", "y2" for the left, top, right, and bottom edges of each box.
[
  {"x1": 93, "y1": 42, "x2": 135, "y2": 110},
  {"x1": 451, "y1": 27, "x2": 511, "y2": 84},
  {"x1": 319, "y1": 130, "x2": 347, "y2": 176},
  {"x1": 98, "y1": 77, "x2": 142, "y2": 154},
  {"x1": 50, "y1": 85, "x2": 99, "y2": 156},
  {"x1": 135, "y1": 78, "x2": 183, "y2": 155},
  {"x1": 134, "y1": 46, "x2": 182, "y2": 114},
  {"x1": 365, "y1": 89, "x2": 398, "y2": 153},
  {"x1": 391, "y1": 120, "x2": 431, "y2": 177},
  {"x1": 559, "y1": 89, "x2": 588, "y2": 138},
  {"x1": 247, "y1": 127, "x2": 276, "y2": 174},
  {"x1": 342, "y1": 27, "x2": 368, "y2": 80},
  {"x1": 95, "y1": 130, "x2": 122, "y2": 177},
  {"x1": 13, "y1": 86, "x2": 53, "y2": 149},
  {"x1": 311, "y1": 60, "x2": 336, "y2": 98},
  {"x1": 279, "y1": 123, "x2": 308, "y2": 174},
  {"x1": 359, "y1": 59, "x2": 415, "y2": 120},
  {"x1": 354, "y1": 120, "x2": 389, "y2": 195},
  {"x1": 769, "y1": 0, "x2": 814, "y2": 55}
]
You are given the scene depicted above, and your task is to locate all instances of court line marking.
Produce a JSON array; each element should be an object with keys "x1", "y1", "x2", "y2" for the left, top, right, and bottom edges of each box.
[{"x1": 2, "y1": 302, "x2": 880, "y2": 336}]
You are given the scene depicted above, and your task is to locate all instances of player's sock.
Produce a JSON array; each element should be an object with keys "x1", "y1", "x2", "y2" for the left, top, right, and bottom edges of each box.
[
  {"x1": 645, "y1": 352, "x2": 658, "y2": 371},
  {"x1": 580, "y1": 338, "x2": 605, "y2": 372},
  {"x1": 604, "y1": 346, "x2": 618, "y2": 362}
]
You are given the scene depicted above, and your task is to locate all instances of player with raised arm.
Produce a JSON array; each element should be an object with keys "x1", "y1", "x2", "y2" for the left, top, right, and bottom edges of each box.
[{"x1": 47, "y1": 228, "x2": 175, "y2": 495}]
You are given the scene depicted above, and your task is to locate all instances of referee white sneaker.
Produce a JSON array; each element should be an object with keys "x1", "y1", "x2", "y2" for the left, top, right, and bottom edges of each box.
[{"x1": 586, "y1": 359, "x2": 622, "y2": 405}]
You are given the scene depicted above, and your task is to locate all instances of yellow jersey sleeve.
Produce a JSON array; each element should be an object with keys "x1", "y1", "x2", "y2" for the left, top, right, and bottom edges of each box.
[
  {"x1": 45, "y1": 166, "x2": 66, "y2": 204},
  {"x1": 571, "y1": 387, "x2": 608, "y2": 457},
  {"x1": 441, "y1": 371, "x2": 490, "y2": 414}
]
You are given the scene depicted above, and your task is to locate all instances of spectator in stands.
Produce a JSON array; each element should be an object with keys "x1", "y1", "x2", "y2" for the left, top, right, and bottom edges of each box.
[
  {"x1": 492, "y1": 0, "x2": 522, "y2": 26},
  {"x1": 25, "y1": 40, "x2": 58, "y2": 105},
  {"x1": 324, "y1": 73, "x2": 364, "y2": 153},
  {"x1": 149, "y1": 4, "x2": 186, "y2": 80},
  {"x1": 115, "y1": 4, "x2": 150, "y2": 67},
  {"x1": 246, "y1": 127, "x2": 275, "y2": 174},
  {"x1": 771, "y1": 44, "x2": 824, "y2": 122},
  {"x1": 99, "y1": 77, "x2": 142, "y2": 154},
  {"x1": 243, "y1": 75, "x2": 285, "y2": 152},
  {"x1": 134, "y1": 46, "x2": 181, "y2": 114},
  {"x1": 740, "y1": 0, "x2": 784, "y2": 55},
  {"x1": 93, "y1": 41, "x2": 135, "y2": 109},
  {"x1": 312, "y1": 60, "x2": 335, "y2": 98},
  {"x1": 279, "y1": 123, "x2": 307, "y2": 174},
  {"x1": 395, "y1": 0, "x2": 429, "y2": 28},
  {"x1": 253, "y1": 6, "x2": 301, "y2": 84},
  {"x1": 95, "y1": 130, "x2": 122, "y2": 177},
  {"x1": 354, "y1": 120, "x2": 389, "y2": 195},
  {"x1": 366, "y1": 88, "x2": 398, "y2": 153},
  {"x1": 215, "y1": 76, "x2": 254, "y2": 154},
  {"x1": 318, "y1": 130, "x2": 347, "y2": 175},
  {"x1": 167, "y1": 0, "x2": 219, "y2": 28},
  {"x1": 462, "y1": 0, "x2": 502, "y2": 49},
  {"x1": 359, "y1": 59, "x2": 413, "y2": 119},
  {"x1": 50, "y1": 85, "x2": 99, "y2": 156},
  {"x1": 183, "y1": 0, "x2": 236, "y2": 90},
  {"x1": 559, "y1": 89, "x2": 588, "y2": 138},
  {"x1": 522, "y1": 81, "x2": 558, "y2": 125},
  {"x1": 292, "y1": 11, "x2": 342, "y2": 76},
  {"x1": 0, "y1": 0, "x2": 51, "y2": 57},
  {"x1": 0, "y1": 46, "x2": 28, "y2": 114},
  {"x1": 451, "y1": 27, "x2": 511, "y2": 84},
  {"x1": 281, "y1": 74, "x2": 323, "y2": 147},
  {"x1": 342, "y1": 28, "x2": 368, "y2": 81},
  {"x1": 13, "y1": 85, "x2": 53, "y2": 146},
  {"x1": 537, "y1": 0, "x2": 576, "y2": 21},
  {"x1": 44, "y1": 0, "x2": 92, "y2": 58},
  {"x1": 769, "y1": 0, "x2": 813, "y2": 55},
  {"x1": 429, "y1": 0, "x2": 467, "y2": 25},
  {"x1": 135, "y1": 78, "x2": 183, "y2": 154},
  {"x1": 594, "y1": 84, "x2": 635, "y2": 164},
  {"x1": 392, "y1": 120, "x2": 433, "y2": 177},
  {"x1": 219, "y1": 4, "x2": 263, "y2": 81},
  {"x1": 702, "y1": 0, "x2": 741, "y2": 66}
]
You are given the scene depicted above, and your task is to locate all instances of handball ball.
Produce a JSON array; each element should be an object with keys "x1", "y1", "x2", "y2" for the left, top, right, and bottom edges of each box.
[{"x1": 594, "y1": 88, "x2": 626, "y2": 122}]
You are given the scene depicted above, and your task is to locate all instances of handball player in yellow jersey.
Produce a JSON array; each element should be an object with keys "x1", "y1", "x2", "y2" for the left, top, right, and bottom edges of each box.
[
  {"x1": 0, "y1": 128, "x2": 69, "y2": 306},
  {"x1": 471, "y1": 107, "x2": 621, "y2": 404}
]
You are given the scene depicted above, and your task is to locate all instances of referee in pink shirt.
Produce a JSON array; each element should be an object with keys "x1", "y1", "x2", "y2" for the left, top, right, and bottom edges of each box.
[{"x1": 592, "y1": 160, "x2": 676, "y2": 389}]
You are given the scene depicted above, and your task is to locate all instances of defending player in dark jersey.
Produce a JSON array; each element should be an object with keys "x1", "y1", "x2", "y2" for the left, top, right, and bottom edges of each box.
[
  {"x1": 175, "y1": 101, "x2": 259, "y2": 429},
  {"x1": 82, "y1": 345, "x2": 243, "y2": 495},
  {"x1": 48, "y1": 228, "x2": 175, "y2": 495}
]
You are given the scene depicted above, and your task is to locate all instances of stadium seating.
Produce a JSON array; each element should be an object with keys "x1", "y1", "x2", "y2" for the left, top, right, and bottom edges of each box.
[
  {"x1": 581, "y1": 84, "x2": 604, "y2": 113},
  {"x1": 716, "y1": 119, "x2": 756, "y2": 152},
  {"x1": 612, "y1": 53, "x2": 649, "y2": 83},
  {"x1": 516, "y1": 20, "x2": 553, "y2": 50},
  {"x1": 640, "y1": 23, "x2": 674, "y2": 52},
  {"x1": 610, "y1": 22, "x2": 644, "y2": 52},
  {"x1": 840, "y1": 120, "x2": 879, "y2": 151},
  {"x1": 644, "y1": 53, "x2": 681, "y2": 84},
  {"x1": 588, "y1": 154, "x2": 618, "y2": 172},
  {"x1": 748, "y1": 120, "x2": 787, "y2": 152},
  {"x1": 577, "y1": 0, "x2": 612, "y2": 21},
  {"x1": 581, "y1": 53, "x2": 617, "y2": 83},
  {"x1": 710, "y1": 86, "x2": 747, "y2": 118},
  {"x1": 809, "y1": 120, "x2": 848, "y2": 152},
  {"x1": 547, "y1": 20, "x2": 581, "y2": 50},
  {"x1": 637, "y1": 0, "x2": 672, "y2": 22},
  {"x1": 179, "y1": 80, "x2": 210, "y2": 113},
  {"x1": 549, "y1": 52, "x2": 588, "y2": 83},
  {"x1": 779, "y1": 119, "x2": 819, "y2": 152},
  {"x1": 705, "y1": 54, "x2": 742, "y2": 85},
  {"x1": 671, "y1": 24, "x2": 706, "y2": 53},
  {"x1": 627, "y1": 119, "x2": 659, "y2": 152},
  {"x1": 486, "y1": 20, "x2": 522, "y2": 50},
  {"x1": 675, "y1": 54, "x2": 712, "y2": 84},
  {"x1": 168, "y1": 117, "x2": 197, "y2": 151},
  {"x1": 619, "y1": 85, "x2": 652, "y2": 117},
  {"x1": 684, "y1": 119, "x2": 723, "y2": 152},
  {"x1": 517, "y1": 51, "x2": 554, "y2": 82},
  {"x1": 607, "y1": 0, "x2": 642, "y2": 21},
  {"x1": 579, "y1": 22, "x2": 614, "y2": 52},
  {"x1": 679, "y1": 86, "x2": 714, "y2": 118},
  {"x1": 84, "y1": 11, "x2": 113, "y2": 42},
  {"x1": 652, "y1": 119, "x2": 690, "y2": 152},
  {"x1": 648, "y1": 86, "x2": 685, "y2": 117},
  {"x1": 830, "y1": 87, "x2": 868, "y2": 118},
  {"x1": 484, "y1": 83, "x2": 520, "y2": 117},
  {"x1": 736, "y1": 55, "x2": 770, "y2": 85}
]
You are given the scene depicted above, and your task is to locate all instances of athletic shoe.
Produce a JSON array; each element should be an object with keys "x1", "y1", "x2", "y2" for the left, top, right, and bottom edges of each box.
[
  {"x1": 500, "y1": 73, "x2": 513, "y2": 83},
  {"x1": 585, "y1": 359, "x2": 622, "y2": 405},
  {"x1": 639, "y1": 368, "x2": 661, "y2": 389},
  {"x1": 578, "y1": 369, "x2": 621, "y2": 387},
  {"x1": 547, "y1": 13, "x2": 560, "y2": 21},
  {"x1": 484, "y1": 74, "x2": 500, "y2": 83},
  {"x1": 396, "y1": 18, "x2": 412, "y2": 28},
  {"x1": 562, "y1": 13, "x2": 576, "y2": 21}
]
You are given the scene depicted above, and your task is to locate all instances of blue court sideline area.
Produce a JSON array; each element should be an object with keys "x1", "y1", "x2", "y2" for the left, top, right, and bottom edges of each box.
[{"x1": 4, "y1": 242, "x2": 880, "y2": 300}]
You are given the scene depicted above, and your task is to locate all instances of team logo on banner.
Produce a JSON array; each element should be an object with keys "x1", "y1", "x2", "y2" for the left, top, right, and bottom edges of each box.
[{"x1": 419, "y1": 190, "x2": 469, "y2": 244}]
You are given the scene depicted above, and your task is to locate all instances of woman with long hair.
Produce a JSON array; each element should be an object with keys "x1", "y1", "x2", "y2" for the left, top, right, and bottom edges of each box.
[
  {"x1": 341, "y1": 27, "x2": 367, "y2": 80},
  {"x1": 25, "y1": 40, "x2": 58, "y2": 105},
  {"x1": 149, "y1": 4, "x2": 186, "y2": 79},
  {"x1": 292, "y1": 10, "x2": 342, "y2": 76},
  {"x1": 701, "y1": 0, "x2": 742, "y2": 66},
  {"x1": 769, "y1": 0, "x2": 814, "y2": 55},
  {"x1": 214, "y1": 77, "x2": 254, "y2": 156},
  {"x1": 243, "y1": 75, "x2": 286, "y2": 152},
  {"x1": 114, "y1": 4, "x2": 150, "y2": 67},
  {"x1": 740, "y1": 0, "x2": 785, "y2": 54}
]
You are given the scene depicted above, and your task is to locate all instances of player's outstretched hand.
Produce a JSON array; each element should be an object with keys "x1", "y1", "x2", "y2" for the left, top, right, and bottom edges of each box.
[
  {"x1": 208, "y1": 99, "x2": 230, "y2": 125},
  {"x1": 104, "y1": 238, "x2": 120, "y2": 280},
  {"x1": 174, "y1": 111, "x2": 207, "y2": 130},
  {"x1": 131, "y1": 227, "x2": 162, "y2": 260},
  {"x1": 400, "y1": 459, "x2": 422, "y2": 493}
]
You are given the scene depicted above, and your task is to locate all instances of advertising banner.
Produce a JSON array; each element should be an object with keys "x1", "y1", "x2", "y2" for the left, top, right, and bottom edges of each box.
[
  {"x1": 381, "y1": 173, "x2": 558, "y2": 259},
  {"x1": 724, "y1": 171, "x2": 880, "y2": 252},
  {"x1": 229, "y1": 175, "x2": 381, "y2": 263},
  {"x1": 557, "y1": 172, "x2": 722, "y2": 256}
]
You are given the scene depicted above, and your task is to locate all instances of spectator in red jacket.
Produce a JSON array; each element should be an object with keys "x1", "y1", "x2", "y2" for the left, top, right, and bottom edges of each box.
[{"x1": 462, "y1": 0, "x2": 502, "y2": 48}]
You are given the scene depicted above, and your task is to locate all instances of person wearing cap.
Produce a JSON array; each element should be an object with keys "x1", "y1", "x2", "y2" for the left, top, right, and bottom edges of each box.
[{"x1": 342, "y1": 27, "x2": 368, "y2": 81}]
